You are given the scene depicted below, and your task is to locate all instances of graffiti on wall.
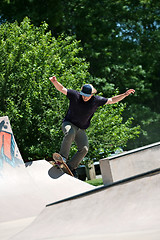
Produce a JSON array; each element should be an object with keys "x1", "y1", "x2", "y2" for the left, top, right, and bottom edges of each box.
[{"x1": 0, "y1": 119, "x2": 23, "y2": 170}]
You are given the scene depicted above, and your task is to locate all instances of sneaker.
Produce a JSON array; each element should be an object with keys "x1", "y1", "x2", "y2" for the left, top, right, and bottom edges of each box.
[{"x1": 71, "y1": 169, "x2": 78, "y2": 178}]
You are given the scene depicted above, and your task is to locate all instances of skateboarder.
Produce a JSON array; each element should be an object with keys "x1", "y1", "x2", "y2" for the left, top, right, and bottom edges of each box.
[{"x1": 49, "y1": 76, "x2": 135, "y2": 177}]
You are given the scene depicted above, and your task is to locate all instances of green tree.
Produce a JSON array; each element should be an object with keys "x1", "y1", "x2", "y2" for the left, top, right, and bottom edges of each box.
[
  {"x1": 0, "y1": 18, "x2": 140, "y2": 161},
  {"x1": 1, "y1": 0, "x2": 160, "y2": 149},
  {"x1": 0, "y1": 17, "x2": 89, "y2": 159},
  {"x1": 86, "y1": 102, "x2": 140, "y2": 162}
]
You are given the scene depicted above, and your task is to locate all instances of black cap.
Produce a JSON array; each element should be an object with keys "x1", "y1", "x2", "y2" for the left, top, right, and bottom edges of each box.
[{"x1": 80, "y1": 84, "x2": 92, "y2": 97}]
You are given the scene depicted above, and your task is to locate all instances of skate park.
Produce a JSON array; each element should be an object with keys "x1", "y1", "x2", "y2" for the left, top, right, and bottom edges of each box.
[{"x1": 0, "y1": 116, "x2": 160, "y2": 240}]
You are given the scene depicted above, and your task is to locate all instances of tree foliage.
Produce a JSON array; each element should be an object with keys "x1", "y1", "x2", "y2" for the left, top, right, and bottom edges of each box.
[
  {"x1": 0, "y1": 18, "x2": 140, "y2": 161},
  {"x1": 0, "y1": 0, "x2": 160, "y2": 148},
  {"x1": 0, "y1": 0, "x2": 159, "y2": 148},
  {"x1": 85, "y1": 101, "x2": 140, "y2": 162},
  {"x1": 0, "y1": 18, "x2": 88, "y2": 159}
]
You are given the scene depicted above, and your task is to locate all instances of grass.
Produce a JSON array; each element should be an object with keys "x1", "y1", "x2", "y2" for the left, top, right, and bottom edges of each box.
[{"x1": 86, "y1": 177, "x2": 103, "y2": 186}]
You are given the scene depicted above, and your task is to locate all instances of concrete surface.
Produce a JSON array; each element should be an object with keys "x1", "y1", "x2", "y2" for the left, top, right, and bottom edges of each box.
[
  {"x1": 100, "y1": 142, "x2": 160, "y2": 185},
  {"x1": 0, "y1": 116, "x2": 94, "y2": 240},
  {"x1": 0, "y1": 116, "x2": 160, "y2": 240},
  {"x1": 10, "y1": 170, "x2": 160, "y2": 240}
]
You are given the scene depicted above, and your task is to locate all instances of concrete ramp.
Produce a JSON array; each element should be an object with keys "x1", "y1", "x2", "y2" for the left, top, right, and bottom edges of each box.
[
  {"x1": 1, "y1": 116, "x2": 160, "y2": 240},
  {"x1": 100, "y1": 142, "x2": 160, "y2": 185},
  {"x1": 0, "y1": 116, "x2": 94, "y2": 240},
  {"x1": 25, "y1": 160, "x2": 94, "y2": 204},
  {"x1": 9, "y1": 169, "x2": 160, "y2": 240}
]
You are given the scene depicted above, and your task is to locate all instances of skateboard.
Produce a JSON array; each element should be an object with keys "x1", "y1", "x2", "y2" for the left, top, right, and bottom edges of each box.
[{"x1": 49, "y1": 153, "x2": 73, "y2": 177}]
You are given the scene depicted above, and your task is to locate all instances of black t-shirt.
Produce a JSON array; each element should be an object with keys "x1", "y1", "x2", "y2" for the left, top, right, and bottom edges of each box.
[{"x1": 63, "y1": 89, "x2": 108, "y2": 129}]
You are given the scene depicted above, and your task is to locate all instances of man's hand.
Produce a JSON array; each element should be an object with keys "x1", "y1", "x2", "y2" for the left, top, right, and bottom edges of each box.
[
  {"x1": 49, "y1": 76, "x2": 57, "y2": 83},
  {"x1": 125, "y1": 89, "x2": 135, "y2": 96}
]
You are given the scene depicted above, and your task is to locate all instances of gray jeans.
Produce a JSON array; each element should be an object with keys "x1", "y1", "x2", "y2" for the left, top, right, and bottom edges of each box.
[{"x1": 60, "y1": 121, "x2": 89, "y2": 170}]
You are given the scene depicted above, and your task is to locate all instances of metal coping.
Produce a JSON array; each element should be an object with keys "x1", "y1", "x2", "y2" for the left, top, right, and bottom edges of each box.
[
  {"x1": 100, "y1": 142, "x2": 160, "y2": 162},
  {"x1": 46, "y1": 167, "x2": 160, "y2": 208}
]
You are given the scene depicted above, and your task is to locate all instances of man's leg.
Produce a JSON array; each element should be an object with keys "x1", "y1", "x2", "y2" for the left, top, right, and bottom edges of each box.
[
  {"x1": 59, "y1": 121, "x2": 78, "y2": 160},
  {"x1": 67, "y1": 129, "x2": 89, "y2": 170}
]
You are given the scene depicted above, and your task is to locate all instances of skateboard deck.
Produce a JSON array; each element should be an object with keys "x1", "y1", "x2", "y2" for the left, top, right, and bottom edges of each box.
[{"x1": 50, "y1": 153, "x2": 73, "y2": 177}]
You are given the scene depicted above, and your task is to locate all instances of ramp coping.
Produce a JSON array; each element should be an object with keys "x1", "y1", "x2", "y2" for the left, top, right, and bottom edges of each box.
[
  {"x1": 101, "y1": 141, "x2": 160, "y2": 162},
  {"x1": 46, "y1": 167, "x2": 160, "y2": 207}
]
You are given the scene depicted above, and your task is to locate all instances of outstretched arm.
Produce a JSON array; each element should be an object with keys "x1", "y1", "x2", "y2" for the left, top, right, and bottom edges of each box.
[
  {"x1": 49, "y1": 76, "x2": 67, "y2": 95},
  {"x1": 106, "y1": 89, "x2": 135, "y2": 104}
]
